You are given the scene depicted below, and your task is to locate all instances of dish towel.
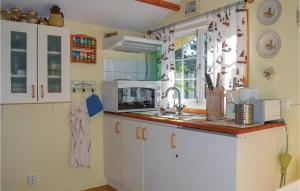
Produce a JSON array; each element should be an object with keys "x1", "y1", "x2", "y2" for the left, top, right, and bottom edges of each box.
[
  {"x1": 70, "y1": 95, "x2": 91, "y2": 168},
  {"x1": 86, "y1": 94, "x2": 103, "y2": 117}
]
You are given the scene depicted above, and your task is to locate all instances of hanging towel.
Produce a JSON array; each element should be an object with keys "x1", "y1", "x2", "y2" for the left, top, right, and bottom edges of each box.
[
  {"x1": 86, "y1": 94, "x2": 103, "y2": 117},
  {"x1": 70, "y1": 94, "x2": 91, "y2": 168}
]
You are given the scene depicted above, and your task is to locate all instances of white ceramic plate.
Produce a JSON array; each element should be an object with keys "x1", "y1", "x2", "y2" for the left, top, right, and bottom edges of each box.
[
  {"x1": 257, "y1": 31, "x2": 281, "y2": 58},
  {"x1": 257, "y1": 0, "x2": 282, "y2": 25}
]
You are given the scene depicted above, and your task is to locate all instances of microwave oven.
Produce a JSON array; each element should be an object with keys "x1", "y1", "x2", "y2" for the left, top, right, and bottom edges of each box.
[{"x1": 103, "y1": 80, "x2": 161, "y2": 112}]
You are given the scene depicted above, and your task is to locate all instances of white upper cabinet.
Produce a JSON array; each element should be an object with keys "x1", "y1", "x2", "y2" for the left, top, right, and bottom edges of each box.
[
  {"x1": 1, "y1": 21, "x2": 38, "y2": 103},
  {"x1": 37, "y1": 25, "x2": 70, "y2": 102},
  {"x1": 0, "y1": 21, "x2": 70, "y2": 104}
]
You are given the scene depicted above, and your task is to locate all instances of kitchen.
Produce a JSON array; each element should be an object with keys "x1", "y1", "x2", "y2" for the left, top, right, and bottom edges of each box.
[{"x1": 0, "y1": 0, "x2": 299, "y2": 191}]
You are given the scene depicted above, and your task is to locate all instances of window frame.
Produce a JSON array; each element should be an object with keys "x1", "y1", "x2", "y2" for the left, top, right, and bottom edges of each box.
[{"x1": 174, "y1": 26, "x2": 208, "y2": 108}]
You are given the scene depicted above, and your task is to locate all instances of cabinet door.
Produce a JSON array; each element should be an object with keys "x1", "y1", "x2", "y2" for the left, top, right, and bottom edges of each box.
[
  {"x1": 120, "y1": 120, "x2": 143, "y2": 191},
  {"x1": 171, "y1": 128, "x2": 237, "y2": 191},
  {"x1": 37, "y1": 25, "x2": 70, "y2": 102},
  {"x1": 143, "y1": 123, "x2": 173, "y2": 191},
  {"x1": 1, "y1": 21, "x2": 37, "y2": 103},
  {"x1": 103, "y1": 116, "x2": 122, "y2": 183}
]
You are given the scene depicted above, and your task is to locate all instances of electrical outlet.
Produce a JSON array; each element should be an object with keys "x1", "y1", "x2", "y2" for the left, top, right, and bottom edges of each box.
[
  {"x1": 281, "y1": 99, "x2": 292, "y2": 110},
  {"x1": 27, "y1": 174, "x2": 38, "y2": 186}
]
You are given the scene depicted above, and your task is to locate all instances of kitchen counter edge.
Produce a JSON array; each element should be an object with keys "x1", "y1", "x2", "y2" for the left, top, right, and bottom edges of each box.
[{"x1": 104, "y1": 111, "x2": 285, "y2": 135}]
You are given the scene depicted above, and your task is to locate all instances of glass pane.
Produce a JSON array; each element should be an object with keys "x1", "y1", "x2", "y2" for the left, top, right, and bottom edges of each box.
[
  {"x1": 183, "y1": 36, "x2": 197, "y2": 59},
  {"x1": 11, "y1": 31, "x2": 27, "y2": 93},
  {"x1": 175, "y1": 48, "x2": 182, "y2": 59},
  {"x1": 175, "y1": 61, "x2": 182, "y2": 78},
  {"x1": 184, "y1": 80, "x2": 196, "y2": 99},
  {"x1": 175, "y1": 80, "x2": 183, "y2": 99},
  {"x1": 11, "y1": 31, "x2": 26, "y2": 49},
  {"x1": 118, "y1": 88, "x2": 155, "y2": 110},
  {"x1": 47, "y1": 35, "x2": 62, "y2": 93},
  {"x1": 184, "y1": 59, "x2": 196, "y2": 79},
  {"x1": 175, "y1": 37, "x2": 182, "y2": 59}
]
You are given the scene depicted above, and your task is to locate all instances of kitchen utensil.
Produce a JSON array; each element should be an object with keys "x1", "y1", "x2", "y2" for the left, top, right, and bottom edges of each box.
[
  {"x1": 235, "y1": 103, "x2": 254, "y2": 125},
  {"x1": 27, "y1": 17, "x2": 38, "y2": 24},
  {"x1": 225, "y1": 89, "x2": 240, "y2": 120},
  {"x1": 257, "y1": 0, "x2": 282, "y2": 25},
  {"x1": 205, "y1": 73, "x2": 214, "y2": 91},
  {"x1": 38, "y1": 17, "x2": 48, "y2": 25},
  {"x1": 257, "y1": 31, "x2": 281, "y2": 58},
  {"x1": 0, "y1": 10, "x2": 9, "y2": 20},
  {"x1": 216, "y1": 73, "x2": 221, "y2": 87},
  {"x1": 27, "y1": 10, "x2": 38, "y2": 18},
  {"x1": 10, "y1": 6, "x2": 21, "y2": 15},
  {"x1": 232, "y1": 77, "x2": 237, "y2": 90}
]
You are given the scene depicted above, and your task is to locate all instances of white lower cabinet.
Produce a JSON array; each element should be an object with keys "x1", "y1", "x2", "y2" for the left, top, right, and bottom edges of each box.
[
  {"x1": 171, "y1": 128, "x2": 236, "y2": 191},
  {"x1": 120, "y1": 119, "x2": 143, "y2": 191},
  {"x1": 103, "y1": 116, "x2": 122, "y2": 184},
  {"x1": 104, "y1": 115, "x2": 284, "y2": 191},
  {"x1": 142, "y1": 122, "x2": 173, "y2": 191}
]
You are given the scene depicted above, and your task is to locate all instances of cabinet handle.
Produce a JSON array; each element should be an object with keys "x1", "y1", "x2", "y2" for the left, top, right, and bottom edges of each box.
[
  {"x1": 115, "y1": 122, "x2": 121, "y2": 134},
  {"x1": 136, "y1": 127, "x2": 141, "y2": 140},
  {"x1": 171, "y1": 133, "x2": 176, "y2": 149},
  {"x1": 41, "y1": 85, "x2": 45, "y2": 98},
  {"x1": 142, "y1": 127, "x2": 147, "y2": 141},
  {"x1": 31, "y1": 85, "x2": 35, "y2": 98}
]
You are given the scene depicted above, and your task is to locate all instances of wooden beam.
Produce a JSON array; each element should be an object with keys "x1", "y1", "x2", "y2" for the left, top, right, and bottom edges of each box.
[{"x1": 136, "y1": 0, "x2": 180, "y2": 11}]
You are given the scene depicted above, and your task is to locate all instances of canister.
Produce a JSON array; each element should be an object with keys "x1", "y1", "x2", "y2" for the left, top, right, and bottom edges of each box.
[{"x1": 235, "y1": 104, "x2": 254, "y2": 125}]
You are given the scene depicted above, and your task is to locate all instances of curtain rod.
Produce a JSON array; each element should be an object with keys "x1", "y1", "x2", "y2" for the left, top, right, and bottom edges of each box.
[{"x1": 150, "y1": 0, "x2": 246, "y2": 33}]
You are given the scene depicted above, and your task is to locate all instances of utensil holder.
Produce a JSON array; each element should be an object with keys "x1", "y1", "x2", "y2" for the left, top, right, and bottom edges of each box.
[
  {"x1": 206, "y1": 87, "x2": 225, "y2": 121},
  {"x1": 235, "y1": 104, "x2": 254, "y2": 125}
]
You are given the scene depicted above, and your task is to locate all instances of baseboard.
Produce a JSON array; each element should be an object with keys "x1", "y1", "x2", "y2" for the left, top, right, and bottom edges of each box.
[{"x1": 52, "y1": 177, "x2": 107, "y2": 191}]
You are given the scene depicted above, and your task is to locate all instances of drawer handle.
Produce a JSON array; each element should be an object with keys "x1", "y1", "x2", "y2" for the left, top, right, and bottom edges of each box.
[
  {"x1": 41, "y1": 84, "x2": 45, "y2": 98},
  {"x1": 136, "y1": 127, "x2": 141, "y2": 140},
  {"x1": 142, "y1": 127, "x2": 147, "y2": 141},
  {"x1": 171, "y1": 133, "x2": 176, "y2": 149},
  {"x1": 32, "y1": 85, "x2": 35, "y2": 98},
  {"x1": 115, "y1": 122, "x2": 121, "y2": 134}
]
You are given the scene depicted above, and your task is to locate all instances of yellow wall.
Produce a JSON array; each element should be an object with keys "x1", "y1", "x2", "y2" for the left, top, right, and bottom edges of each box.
[
  {"x1": 1, "y1": 21, "x2": 145, "y2": 191},
  {"x1": 159, "y1": 0, "x2": 300, "y2": 183}
]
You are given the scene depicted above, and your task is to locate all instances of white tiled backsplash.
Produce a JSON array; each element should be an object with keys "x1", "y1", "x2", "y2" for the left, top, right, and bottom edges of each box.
[{"x1": 103, "y1": 58, "x2": 147, "y2": 81}]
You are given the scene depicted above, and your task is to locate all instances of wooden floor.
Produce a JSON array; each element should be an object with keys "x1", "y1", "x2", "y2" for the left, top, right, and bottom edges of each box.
[{"x1": 83, "y1": 185, "x2": 116, "y2": 191}]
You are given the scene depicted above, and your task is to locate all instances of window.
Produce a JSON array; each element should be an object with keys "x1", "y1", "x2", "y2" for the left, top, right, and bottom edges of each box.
[{"x1": 174, "y1": 28, "x2": 207, "y2": 108}]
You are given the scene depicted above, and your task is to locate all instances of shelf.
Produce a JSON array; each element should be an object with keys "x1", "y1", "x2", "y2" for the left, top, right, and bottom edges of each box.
[
  {"x1": 11, "y1": 48, "x2": 26, "y2": 53},
  {"x1": 71, "y1": 34, "x2": 97, "y2": 65},
  {"x1": 48, "y1": 51, "x2": 61, "y2": 55},
  {"x1": 71, "y1": 44, "x2": 96, "y2": 50},
  {"x1": 71, "y1": 59, "x2": 96, "y2": 64},
  {"x1": 48, "y1": 75, "x2": 61, "y2": 79},
  {"x1": 11, "y1": 74, "x2": 26, "y2": 78}
]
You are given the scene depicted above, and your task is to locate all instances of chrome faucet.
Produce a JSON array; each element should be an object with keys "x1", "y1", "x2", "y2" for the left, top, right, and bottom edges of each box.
[{"x1": 164, "y1": 87, "x2": 185, "y2": 115}]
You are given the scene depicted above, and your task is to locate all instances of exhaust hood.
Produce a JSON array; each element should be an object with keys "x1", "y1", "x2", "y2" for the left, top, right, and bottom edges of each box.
[{"x1": 102, "y1": 35, "x2": 162, "y2": 53}]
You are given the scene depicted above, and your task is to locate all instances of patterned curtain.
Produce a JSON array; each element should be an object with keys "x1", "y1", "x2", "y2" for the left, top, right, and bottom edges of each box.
[
  {"x1": 151, "y1": 25, "x2": 176, "y2": 107},
  {"x1": 206, "y1": 2, "x2": 248, "y2": 90}
]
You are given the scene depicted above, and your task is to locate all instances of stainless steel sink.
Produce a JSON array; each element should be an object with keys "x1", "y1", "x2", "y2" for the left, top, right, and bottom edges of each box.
[{"x1": 131, "y1": 111, "x2": 206, "y2": 121}]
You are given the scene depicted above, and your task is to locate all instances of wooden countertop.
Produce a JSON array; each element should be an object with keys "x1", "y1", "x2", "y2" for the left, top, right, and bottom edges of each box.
[{"x1": 104, "y1": 111, "x2": 285, "y2": 135}]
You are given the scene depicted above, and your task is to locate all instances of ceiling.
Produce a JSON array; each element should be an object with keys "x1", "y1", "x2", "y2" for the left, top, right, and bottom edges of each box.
[{"x1": 1, "y1": 0, "x2": 181, "y2": 32}]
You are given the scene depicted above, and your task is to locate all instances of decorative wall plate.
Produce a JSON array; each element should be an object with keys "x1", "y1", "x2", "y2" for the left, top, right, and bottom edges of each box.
[
  {"x1": 257, "y1": 31, "x2": 281, "y2": 58},
  {"x1": 257, "y1": 0, "x2": 282, "y2": 25}
]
